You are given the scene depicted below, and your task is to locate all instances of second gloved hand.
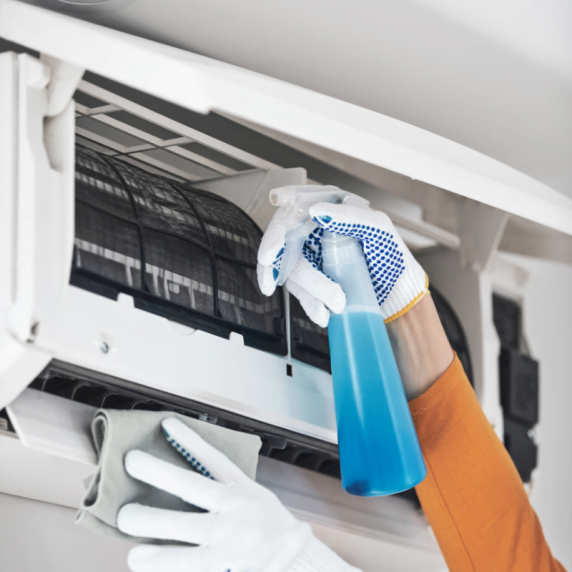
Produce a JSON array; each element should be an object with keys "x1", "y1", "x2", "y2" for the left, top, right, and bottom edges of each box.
[{"x1": 117, "y1": 418, "x2": 360, "y2": 572}]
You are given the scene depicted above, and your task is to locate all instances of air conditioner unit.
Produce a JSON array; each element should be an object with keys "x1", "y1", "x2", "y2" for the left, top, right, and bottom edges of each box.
[{"x1": 1, "y1": 1, "x2": 570, "y2": 568}]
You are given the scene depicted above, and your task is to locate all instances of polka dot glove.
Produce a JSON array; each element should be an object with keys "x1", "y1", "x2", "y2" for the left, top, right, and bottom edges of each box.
[
  {"x1": 258, "y1": 201, "x2": 428, "y2": 327},
  {"x1": 117, "y1": 418, "x2": 361, "y2": 572}
]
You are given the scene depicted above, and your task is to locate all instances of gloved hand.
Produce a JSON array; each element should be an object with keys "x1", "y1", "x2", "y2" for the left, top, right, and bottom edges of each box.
[
  {"x1": 257, "y1": 190, "x2": 428, "y2": 327},
  {"x1": 117, "y1": 418, "x2": 361, "y2": 572}
]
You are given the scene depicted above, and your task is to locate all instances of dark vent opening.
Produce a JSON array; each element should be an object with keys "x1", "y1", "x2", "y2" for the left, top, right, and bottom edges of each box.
[
  {"x1": 0, "y1": 409, "x2": 14, "y2": 433},
  {"x1": 499, "y1": 350, "x2": 539, "y2": 427},
  {"x1": 432, "y1": 287, "x2": 474, "y2": 386},
  {"x1": 503, "y1": 418, "x2": 538, "y2": 483},
  {"x1": 132, "y1": 402, "x2": 166, "y2": 412},
  {"x1": 493, "y1": 294, "x2": 522, "y2": 350},
  {"x1": 25, "y1": 361, "x2": 342, "y2": 481},
  {"x1": 493, "y1": 294, "x2": 539, "y2": 484},
  {"x1": 319, "y1": 459, "x2": 342, "y2": 479}
]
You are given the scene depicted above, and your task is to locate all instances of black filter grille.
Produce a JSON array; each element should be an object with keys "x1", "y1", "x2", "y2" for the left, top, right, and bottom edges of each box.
[{"x1": 72, "y1": 146, "x2": 286, "y2": 355}]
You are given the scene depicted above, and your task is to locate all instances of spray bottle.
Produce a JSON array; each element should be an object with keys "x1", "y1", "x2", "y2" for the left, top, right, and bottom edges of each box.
[{"x1": 271, "y1": 185, "x2": 426, "y2": 496}]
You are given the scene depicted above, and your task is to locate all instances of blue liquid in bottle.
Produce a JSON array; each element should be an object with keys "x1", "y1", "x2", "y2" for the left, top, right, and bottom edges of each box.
[
  {"x1": 323, "y1": 232, "x2": 426, "y2": 496},
  {"x1": 329, "y1": 311, "x2": 426, "y2": 495}
]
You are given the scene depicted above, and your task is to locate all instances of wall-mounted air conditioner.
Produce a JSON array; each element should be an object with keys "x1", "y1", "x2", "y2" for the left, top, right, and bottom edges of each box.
[{"x1": 1, "y1": 0, "x2": 570, "y2": 565}]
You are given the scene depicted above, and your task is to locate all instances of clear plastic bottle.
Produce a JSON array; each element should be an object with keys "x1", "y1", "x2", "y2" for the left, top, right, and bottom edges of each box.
[{"x1": 322, "y1": 231, "x2": 427, "y2": 496}]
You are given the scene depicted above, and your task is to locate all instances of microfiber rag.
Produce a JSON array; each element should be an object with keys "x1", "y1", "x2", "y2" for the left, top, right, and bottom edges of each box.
[{"x1": 76, "y1": 409, "x2": 262, "y2": 543}]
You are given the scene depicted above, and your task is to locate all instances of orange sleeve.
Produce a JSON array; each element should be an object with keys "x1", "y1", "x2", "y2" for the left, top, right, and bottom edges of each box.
[{"x1": 409, "y1": 355, "x2": 565, "y2": 572}]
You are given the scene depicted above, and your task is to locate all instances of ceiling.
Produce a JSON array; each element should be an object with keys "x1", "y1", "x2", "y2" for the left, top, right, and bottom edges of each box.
[{"x1": 20, "y1": 0, "x2": 572, "y2": 200}]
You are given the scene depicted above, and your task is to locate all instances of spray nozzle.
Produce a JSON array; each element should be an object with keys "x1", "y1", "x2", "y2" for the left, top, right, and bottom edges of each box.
[
  {"x1": 269, "y1": 185, "x2": 370, "y2": 286},
  {"x1": 269, "y1": 187, "x2": 296, "y2": 207}
]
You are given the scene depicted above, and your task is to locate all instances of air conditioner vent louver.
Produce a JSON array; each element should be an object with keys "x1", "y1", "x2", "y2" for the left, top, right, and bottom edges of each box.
[
  {"x1": 72, "y1": 145, "x2": 287, "y2": 355},
  {"x1": 9, "y1": 362, "x2": 420, "y2": 505},
  {"x1": 27, "y1": 361, "x2": 343, "y2": 479}
]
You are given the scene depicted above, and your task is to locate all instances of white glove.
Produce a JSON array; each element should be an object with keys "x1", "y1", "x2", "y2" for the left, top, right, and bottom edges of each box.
[
  {"x1": 257, "y1": 207, "x2": 347, "y2": 329},
  {"x1": 257, "y1": 192, "x2": 428, "y2": 327},
  {"x1": 117, "y1": 418, "x2": 361, "y2": 572}
]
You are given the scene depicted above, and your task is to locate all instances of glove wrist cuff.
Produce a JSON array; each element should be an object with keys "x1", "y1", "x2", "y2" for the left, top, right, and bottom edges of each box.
[
  {"x1": 381, "y1": 262, "x2": 429, "y2": 323},
  {"x1": 287, "y1": 536, "x2": 362, "y2": 572}
]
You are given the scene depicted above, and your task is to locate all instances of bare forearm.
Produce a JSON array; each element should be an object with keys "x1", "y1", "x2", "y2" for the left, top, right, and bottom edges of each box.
[{"x1": 387, "y1": 293, "x2": 454, "y2": 401}]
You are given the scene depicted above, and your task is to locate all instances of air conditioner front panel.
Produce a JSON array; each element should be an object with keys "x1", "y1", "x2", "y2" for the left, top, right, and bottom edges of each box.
[{"x1": 35, "y1": 285, "x2": 338, "y2": 443}]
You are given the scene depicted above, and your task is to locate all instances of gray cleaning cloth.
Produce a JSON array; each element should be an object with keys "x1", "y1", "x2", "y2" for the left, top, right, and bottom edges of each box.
[{"x1": 76, "y1": 409, "x2": 262, "y2": 542}]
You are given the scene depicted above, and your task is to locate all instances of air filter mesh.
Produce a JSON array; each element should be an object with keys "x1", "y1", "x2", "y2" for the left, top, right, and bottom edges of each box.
[{"x1": 72, "y1": 146, "x2": 286, "y2": 354}]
